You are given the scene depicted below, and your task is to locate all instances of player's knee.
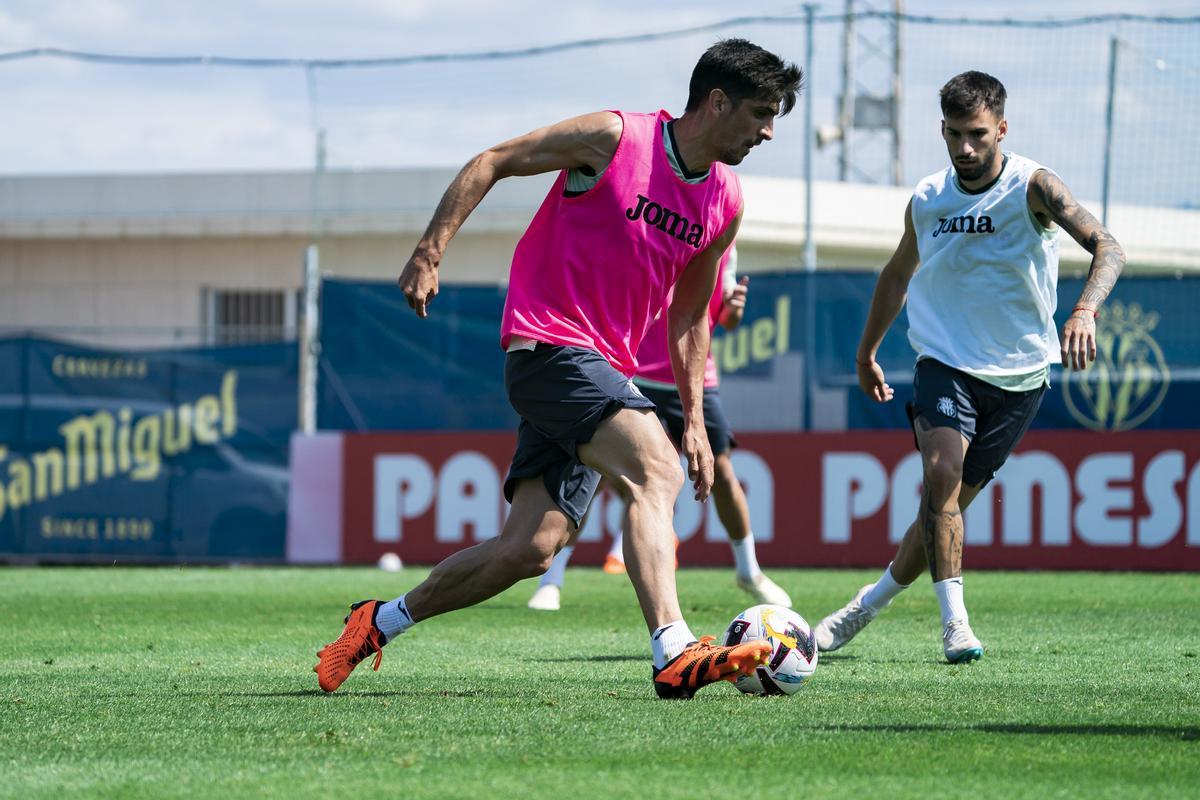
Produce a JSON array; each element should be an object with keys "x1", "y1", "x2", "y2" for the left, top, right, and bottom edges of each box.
[
  {"x1": 924, "y1": 458, "x2": 964, "y2": 500},
  {"x1": 644, "y1": 447, "x2": 684, "y2": 497},
  {"x1": 496, "y1": 535, "x2": 560, "y2": 579},
  {"x1": 713, "y1": 454, "x2": 737, "y2": 491}
]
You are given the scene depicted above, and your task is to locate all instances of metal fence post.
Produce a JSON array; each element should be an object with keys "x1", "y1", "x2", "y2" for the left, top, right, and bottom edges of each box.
[{"x1": 1102, "y1": 35, "x2": 1119, "y2": 226}]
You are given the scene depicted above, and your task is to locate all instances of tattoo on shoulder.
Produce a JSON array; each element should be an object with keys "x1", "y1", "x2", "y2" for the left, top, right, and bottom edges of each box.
[
  {"x1": 1033, "y1": 171, "x2": 1113, "y2": 254},
  {"x1": 1033, "y1": 171, "x2": 1125, "y2": 308}
]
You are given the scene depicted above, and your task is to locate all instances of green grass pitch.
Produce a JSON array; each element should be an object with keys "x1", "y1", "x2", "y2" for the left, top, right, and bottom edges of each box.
[{"x1": 1, "y1": 566, "x2": 1197, "y2": 799}]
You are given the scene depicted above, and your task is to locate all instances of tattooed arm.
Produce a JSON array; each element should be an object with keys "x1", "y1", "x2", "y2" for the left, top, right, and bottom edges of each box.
[{"x1": 1028, "y1": 169, "x2": 1127, "y2": 370}]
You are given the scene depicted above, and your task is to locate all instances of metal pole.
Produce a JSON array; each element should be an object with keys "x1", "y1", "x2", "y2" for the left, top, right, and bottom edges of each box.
[
  {"x1": 891, "y1": 0, "x2": 904, "y2": 186},
  {"x1": 1101, "y1": 35, "x2": 1119, "y2": 226},
  {"x1": 299, "y1": 65, "x2": 326, "y2": 434},
  {"x1": 804, "y1": 3, "x2": 818, "y2": 272},
  {"x1": 838, "y1": 0, "x2": 854, "y2": 183},
  {"x1": 299, "y1": 244, "x2": 320, "y2": 434},
  {"x1": 803, "y1": 4, "x2": 819, "y2": 430}
]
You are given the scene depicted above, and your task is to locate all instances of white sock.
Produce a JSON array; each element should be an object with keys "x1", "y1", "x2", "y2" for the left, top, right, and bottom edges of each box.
[
  {"x1": 933, "y1": 577, "x2": 968, "y2": 627},
  {"x1": 607, "y1": 531, "x2": 624, "y2": 561},
  {"x1": 538, "y1": 546, "x2": 573, "y2": 588},
  {"x1": 375, "y1": 594, "x2": 416, "y2": 642},
  {"x1": 650, "y1": 620, "x2": 696, "y2": 669},
  {"x1": 729, "y1": 535, "x2": 760, "y2": 581},
  {"x1": 861, "y1": 563, "x2": 910, "y2": 613}
]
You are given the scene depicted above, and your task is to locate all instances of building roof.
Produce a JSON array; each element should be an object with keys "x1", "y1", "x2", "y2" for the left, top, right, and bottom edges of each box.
[{"x1": 1, "y1": 168, "x2": 1195, "y2": 271}]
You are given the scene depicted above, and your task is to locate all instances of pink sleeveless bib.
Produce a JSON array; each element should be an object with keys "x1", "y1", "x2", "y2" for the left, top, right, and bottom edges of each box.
[
  {"x1": 500, "y1": 110, "x2": 742, "y2": 376},
  {"x1": 632, "y1": 248, "x2": 731, "y2": 388}
]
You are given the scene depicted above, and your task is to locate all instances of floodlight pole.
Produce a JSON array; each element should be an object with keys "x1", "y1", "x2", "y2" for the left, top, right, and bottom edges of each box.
[
  {"x1": 838, "y1": 0, "x2": 855, "y2": 182},
  {"x1": 1101, "y1": 35, "x2": 1119, "y2": 227},
  {"x1": 299, "y1": 65, "x2": 326, "y2": 435},
  {"x1": 300, "y1": 243, "x2": 321, "y2": 434},
  {"x1": 803, "y1": 4, "x2": 819, "y2": 431},
  {"x1": 804, "y1": 3, "x2": 818, "y2": 272}
]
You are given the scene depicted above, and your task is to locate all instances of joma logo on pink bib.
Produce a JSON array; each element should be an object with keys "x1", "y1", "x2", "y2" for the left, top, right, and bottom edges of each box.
[{"x1": 625, "y1": 194, "x2": 705, "y2": 249}]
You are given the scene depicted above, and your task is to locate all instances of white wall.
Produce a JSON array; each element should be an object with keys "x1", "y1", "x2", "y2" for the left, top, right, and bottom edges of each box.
[{"x1": 1, "y1": 168, "x2": 1195, "y2": 345}]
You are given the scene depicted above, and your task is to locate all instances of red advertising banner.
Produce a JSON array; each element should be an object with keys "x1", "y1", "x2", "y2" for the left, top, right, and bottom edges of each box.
[{"x1": 338, "y1": 430, "x2": 1200, "y2": 571}]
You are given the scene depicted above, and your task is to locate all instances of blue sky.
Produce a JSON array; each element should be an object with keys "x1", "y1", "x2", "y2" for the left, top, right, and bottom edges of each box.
[{"x1": 2, "y1": 1, "x2": 1197, "y2": 206}]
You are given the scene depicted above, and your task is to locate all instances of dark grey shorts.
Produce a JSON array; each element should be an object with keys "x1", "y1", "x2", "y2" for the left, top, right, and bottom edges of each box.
[
  {"x1": 906, "y1": 358, "x2": 1045, "y2": 488},
  {"x1": 503, "y1": 344, "x2": 654, "y2": 525},
  {"x1": 635, "y1": 383, "x2": 736, "y2": 455}
]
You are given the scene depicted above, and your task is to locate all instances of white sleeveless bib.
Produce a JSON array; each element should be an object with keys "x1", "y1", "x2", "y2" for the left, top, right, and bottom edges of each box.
[{"x1": 907, "y1": 153, "x2": 1060, "y2": 375}]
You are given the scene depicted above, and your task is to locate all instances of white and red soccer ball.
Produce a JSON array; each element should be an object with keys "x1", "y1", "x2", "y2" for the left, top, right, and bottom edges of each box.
[{"x1": 722, "y1": 604, "x2": 818, "y2": 696}]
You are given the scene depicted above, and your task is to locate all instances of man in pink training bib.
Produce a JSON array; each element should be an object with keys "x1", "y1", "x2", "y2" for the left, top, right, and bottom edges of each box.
[
  {"x1": 314, "y1": 39, "x2": 803, "y2": 699},
  {"x1": 528, "y1": 245, "x2": 794, "y2": 612}
]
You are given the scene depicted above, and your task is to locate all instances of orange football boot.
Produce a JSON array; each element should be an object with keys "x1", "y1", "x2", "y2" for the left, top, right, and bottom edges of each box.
[
  {"x1": 652, "y1": 635, "x2": 771, "y2": 699},
  {"x1": 314, "y1": 600, "x2": 386, "y2": 693}
]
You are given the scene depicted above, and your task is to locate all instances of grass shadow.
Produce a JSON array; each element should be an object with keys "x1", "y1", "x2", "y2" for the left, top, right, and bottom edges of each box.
[
  {"x1": 206, "y1": 688, "x2": 501, "y2": 700},
  {"x1": 531, "y1": 654, "x2": 644, "y2": 663},
  {"x1": 813, "y1": 722, "x2": 1200, "y2": 740}
]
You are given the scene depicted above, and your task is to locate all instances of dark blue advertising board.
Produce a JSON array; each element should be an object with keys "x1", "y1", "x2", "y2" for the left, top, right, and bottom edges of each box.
[
  {"x1": 318, "y1": 274, "x2": 1196, "y2": 434},
  {"x1": 0, "y1": 337, "x2": 295, "y2": 562}
]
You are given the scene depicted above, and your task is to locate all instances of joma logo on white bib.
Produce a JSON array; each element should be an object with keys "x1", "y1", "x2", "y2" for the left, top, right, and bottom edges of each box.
[{"x1": 932, "y1": 214, "x2": 995, "y2": 238}]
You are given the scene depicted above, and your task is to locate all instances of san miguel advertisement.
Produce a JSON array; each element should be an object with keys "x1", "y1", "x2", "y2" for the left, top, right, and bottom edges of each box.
[
  {"x1": 0, "y1": 336, "x2": 295, "y2": 562},
  {"x1": 288, "y1": 430, "x2": 1200, "y2": 571}
]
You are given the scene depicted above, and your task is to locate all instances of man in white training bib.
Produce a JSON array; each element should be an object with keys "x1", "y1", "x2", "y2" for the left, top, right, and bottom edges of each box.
[{"x1": 814, "y1": 71, "x2": 1125, "y2": 663}]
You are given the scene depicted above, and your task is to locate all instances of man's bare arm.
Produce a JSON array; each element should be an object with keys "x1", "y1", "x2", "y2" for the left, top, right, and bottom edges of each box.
[
  {"x1": 855, "y1": 201, "x2": 920, "y2": 402},
  {"x1": 858, "y1": 201, "x2": 919, "y2": 362},
  {"x1": 399, "y1": 112, "x2": 623, "y2": 317},
  {"x1": 1028, "y1": 169, "x2": 1127, "y2": 369},
  {"x1": 1028, "y1": 169, "x2": 1126, "y2": 311},
  {"x1": 668, "y1": 207, "x2": 743, "y2": 501}
]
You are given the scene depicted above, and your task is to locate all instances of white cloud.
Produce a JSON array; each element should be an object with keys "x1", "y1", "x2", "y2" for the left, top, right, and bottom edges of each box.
[
  {"x1": 0, "y1": 79, "x2": 312, "y2": 173},
  {"x1": 0, "y1": 9, "x2": 36, "y2": 48},
  {"x1": 0, "y1": 0, "x2": 1197, "y2": 208}
]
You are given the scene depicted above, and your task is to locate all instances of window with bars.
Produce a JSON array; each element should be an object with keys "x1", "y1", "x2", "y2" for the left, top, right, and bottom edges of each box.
[{"x1": 203, "y1": 288, "x2": 299, "y2": 344}]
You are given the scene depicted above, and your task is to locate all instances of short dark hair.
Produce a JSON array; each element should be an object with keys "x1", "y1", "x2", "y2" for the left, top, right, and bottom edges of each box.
[
  {"x1": 940, "y1": 71, "x2": 1007, "y2": 118},
  {"x1": 686, "y1": 38, "x2": 803, "y2": 116}
]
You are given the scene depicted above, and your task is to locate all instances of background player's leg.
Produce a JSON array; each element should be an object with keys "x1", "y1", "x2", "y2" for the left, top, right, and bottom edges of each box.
[
  {"x1": 815, "y1": 426, "x2": 975, "y2": 653},
  {"x1": 911, "y1": 419, "x2": 984, "y2": 661},
  {"x1": 712, "y1": 453, "x2": 791, "y2": 606},
  {"x1": 605, "y1": 530, "x2": 626, "y2": 573},
  {"x1": 528, "y1": 545, "x2": 572, "y2": 610},
  {"x1": 711, "y1": 453, "x2": 751, "y2": 541},
  {"x1": 530, "y1": 497, "x2": 593, "y2": 610},
  {"x1": 913, "y1": 419, "x2": 970, "y2": 580},
  {"x1": 891, "y1": 480, "x2": 985, "y2": 584},
  {"x1": 577, "y1": 407, "x2": 683, "y2": 633}
]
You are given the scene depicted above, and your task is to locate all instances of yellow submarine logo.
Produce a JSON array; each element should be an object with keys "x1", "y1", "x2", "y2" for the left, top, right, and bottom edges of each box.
[
  {"x1": 1063, "y1": 301, "x2": 1169, "y2": 432},
  {"x1": 762, "y1": 608, "x2": 816, "y2": 661},
  {"x1": 762, "y1": 612, "x2": 800, "y2": 651}
]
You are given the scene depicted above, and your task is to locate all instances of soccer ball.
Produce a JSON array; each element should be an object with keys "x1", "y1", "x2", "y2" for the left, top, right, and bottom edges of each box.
[
  {"x1": 721, "y1": 604, "x2": 818, "y2": 696},
  {"x1": 376, "y1": 552, "x2": 403, "y2": 572}
]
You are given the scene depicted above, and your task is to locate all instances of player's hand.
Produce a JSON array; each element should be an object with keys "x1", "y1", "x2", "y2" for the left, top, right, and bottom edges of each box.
[
  {"x1": 681, "y1": 423, "x2": 714, "y2": 502},
  {"x1": 398, "y1": 251, "x2": 440, "y2": 318},
  {"x1": 856, "y1": 358, "x2": 894, "y2": 402},
  {"x1": 724, "y1": 276, "x2": 750, "y2": 312},
  {"x1": 1061, "y1": 312, "x2": 1097, "y2": 371}
]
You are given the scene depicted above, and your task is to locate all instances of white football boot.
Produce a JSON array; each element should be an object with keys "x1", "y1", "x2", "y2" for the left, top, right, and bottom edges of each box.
[
  {"x1": 813, "y1": 584, "x2": 881, "y2": 652},
  {"x1": 736, "y1": 572, "x2": 793, "y2": 608},
  {"x1": 526, "y1": 584, "x2": 561, "y2": 611},
  {"x1": 943, "y1": 618, "x2": 984, "y2": 663}
]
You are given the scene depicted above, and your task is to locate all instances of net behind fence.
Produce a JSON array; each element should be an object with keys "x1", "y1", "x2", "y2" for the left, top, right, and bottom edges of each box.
[{"x1": 5, "y1": 12, "x2": 1197, "y2": 216}]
